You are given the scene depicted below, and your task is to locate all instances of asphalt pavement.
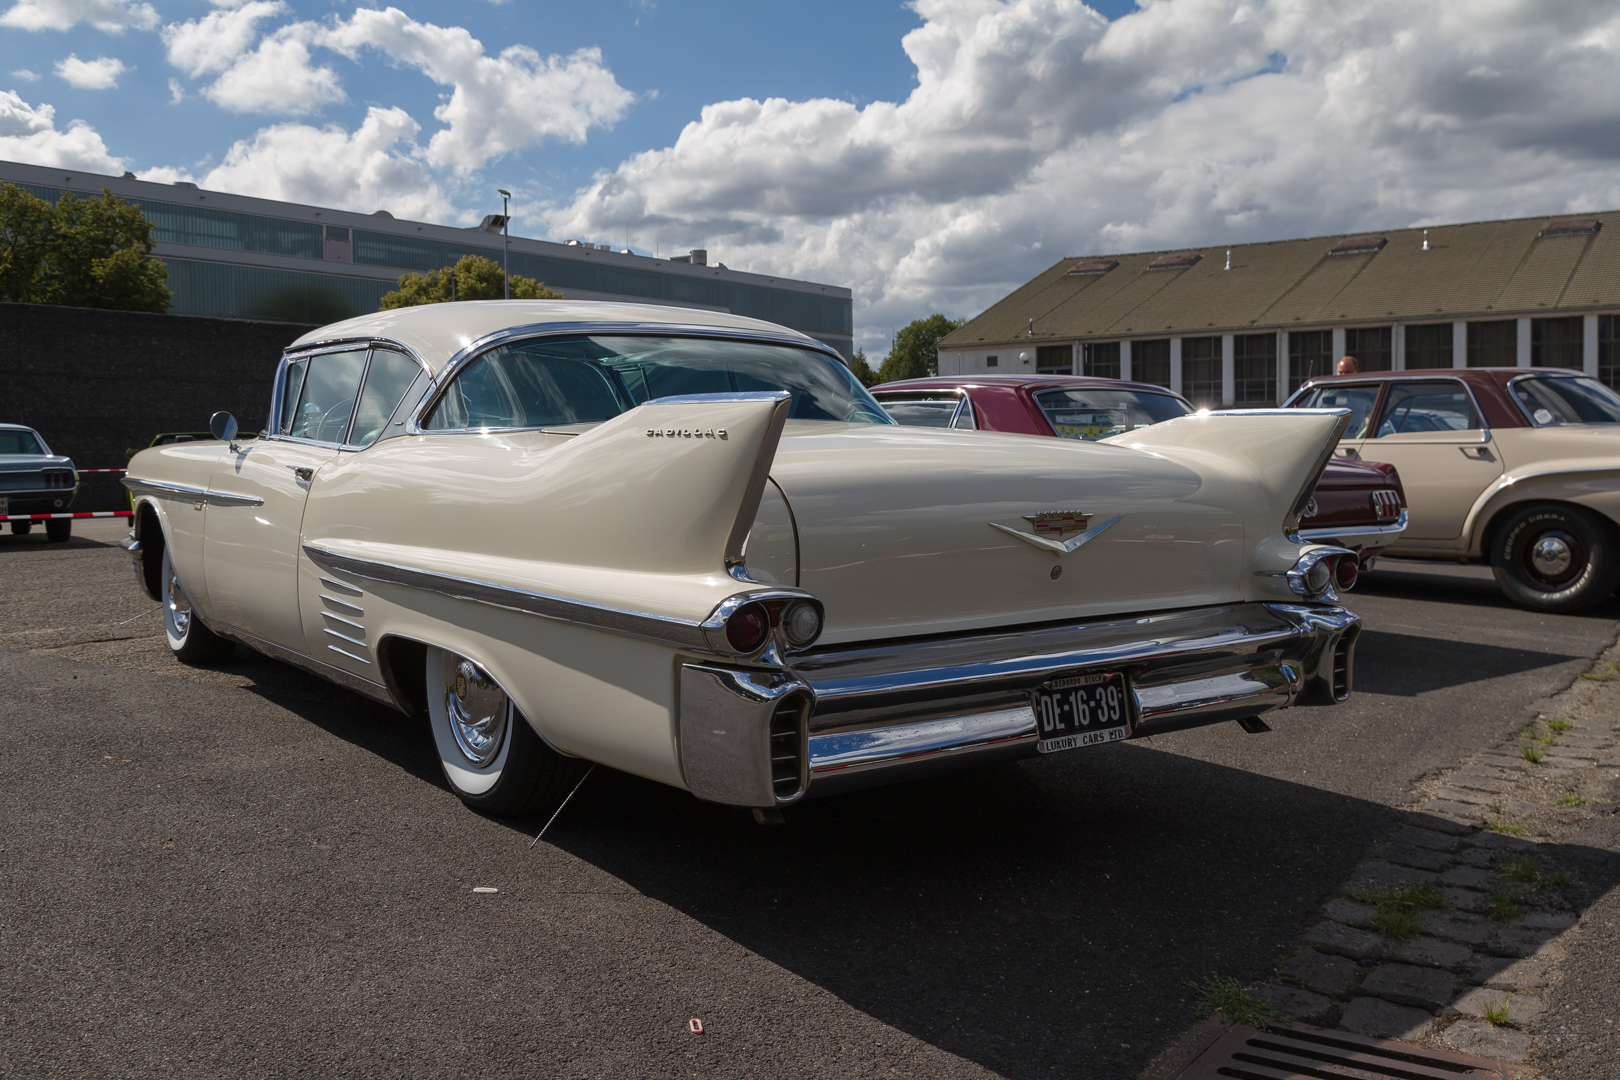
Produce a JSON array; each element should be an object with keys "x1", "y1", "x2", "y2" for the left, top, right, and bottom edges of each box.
[{"x1": 2, "y1": 521, "x2": 1616, "y2": 1079}]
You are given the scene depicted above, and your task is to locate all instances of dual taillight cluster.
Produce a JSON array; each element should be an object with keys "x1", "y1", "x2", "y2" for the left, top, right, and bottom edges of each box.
[
  {"x1": 1371, "y1": 489, "x2": 1402, "y2": 523},
  {"x1": 726, "y1": 598, "x2": 823, "y2": 653},
  {"x1": 42, "y1": 470, "x2": 74, "y2": 489},
  {"x1": 1302, "y1": 551, "x2": 1359, "y2": 596}
]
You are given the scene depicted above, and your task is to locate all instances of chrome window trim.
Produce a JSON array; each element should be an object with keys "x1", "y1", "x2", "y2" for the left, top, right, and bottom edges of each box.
[
  {"x1": 870, "y1": 388, "x2": 977, "y2": 430},
  {"x1": 1504, "y1": 371, "x2": 1620, "y2": 428},
  {"x1": 120, "y1": 475, "x2": 264, "y2": 507},
  {"x1": 1291, "y1": 375, "x2": 1492, "y2": 436},
  {"x1": 407, "y1": 322, "x2": 865, "y2": 436},
  {"x1": 269, "y1": 338, "x2": 434, "y2": 447},
  {"x1": 302, "y1": 543, "x2": 820, "y2": 657}
]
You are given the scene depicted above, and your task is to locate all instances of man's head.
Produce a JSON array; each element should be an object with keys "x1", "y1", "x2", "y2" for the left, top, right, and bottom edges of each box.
[{"x1": 1336, "y1": 355, "x2": 1359, "y2": 375}]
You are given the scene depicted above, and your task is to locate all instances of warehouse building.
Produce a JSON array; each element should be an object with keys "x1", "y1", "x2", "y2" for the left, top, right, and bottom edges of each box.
[
  {"x1": 0, "y1": 159, "x2": 854, "y2": 358},
  {"x1": 938, "y1": 211, "x2": 1620, "y2": 404}
]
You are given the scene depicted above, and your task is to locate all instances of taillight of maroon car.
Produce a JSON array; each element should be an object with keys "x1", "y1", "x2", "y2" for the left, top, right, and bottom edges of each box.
[{"x1": 1371, "y1": 489, "x2": 1402, "y2": 523}]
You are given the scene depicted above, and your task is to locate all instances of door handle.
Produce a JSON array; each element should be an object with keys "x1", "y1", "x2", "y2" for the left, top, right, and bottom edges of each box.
[
  {"x1": 1460, "y1": 447, "x2": 1495, "y2": 461},
  {"x1": 1334, "y1": 446, "x2": 1360, "y2": 460},
  {"x1": 290, "y1": 466, "x2": 314, "y2": 481}
]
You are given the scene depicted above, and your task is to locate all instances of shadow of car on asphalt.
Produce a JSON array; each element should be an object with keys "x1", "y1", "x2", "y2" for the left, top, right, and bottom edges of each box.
[{"x1": 1354, "y1": 629, "x2": 1583, "y2": 697}]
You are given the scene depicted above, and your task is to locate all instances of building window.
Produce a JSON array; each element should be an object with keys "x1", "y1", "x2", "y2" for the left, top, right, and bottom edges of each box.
[
  {"x1": 1288, "y1": 330, "x2": 1333, "y2": 392},
  {"x1": 1181, "y1": 336, "x2": 1221, "y2": 406},
  {"x1": 1601, "y1": 317, "x2": 1618, "y2": 390},
  {"x1": 1082, "y1": 341, "x2": 1120, "y2": 379},
  {"x1": 986, "y1": 354, "x2": 999, "y2": 368},
  {"x1": 1233, "y1": 334, "x2": 1277, "y2": 405},
  {"x1": 1532, "y1": 316, "x2": 1583, "y2": 369},
  {"x1": 1036, "y1": 344, "x2": 1074, "y2": 374},
  {"x1": 1405, "y1": 323, "x2": 1453, "y2": 369},
  {"x1": 1468, "y1": 320, "x2": 1517, "y2": 367},
  {"x1": 1134, "y1": 339, "x2": 1170, "y2": 388},
  {"x1": 1343, "y1": 326, "x2": 1392, "y2": 372}
]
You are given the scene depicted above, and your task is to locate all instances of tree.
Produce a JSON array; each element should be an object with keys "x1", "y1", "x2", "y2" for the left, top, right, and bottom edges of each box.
[
  {"x1": 849, "y1": 348, "x2": 879, "y2": 388},
  {"x1": 876, "y1": 314, "x2": 964, "y2": 383},
  {"x1": 379, "y1": 253, "x2": 563, "y2": 309},
  {"x1": 0, "y1": 184, "x2": 169, "y2": 312}
]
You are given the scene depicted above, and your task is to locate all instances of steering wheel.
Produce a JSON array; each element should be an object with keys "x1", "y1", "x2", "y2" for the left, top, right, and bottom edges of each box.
[{"x1": 311, "y1": 399, "x2": 354, "y2": 443}]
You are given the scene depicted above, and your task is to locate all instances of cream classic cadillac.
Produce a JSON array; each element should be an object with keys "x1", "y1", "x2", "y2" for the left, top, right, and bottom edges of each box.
[{"x1": 121, "y1": 302, "x2": 1361, "y2": 818}]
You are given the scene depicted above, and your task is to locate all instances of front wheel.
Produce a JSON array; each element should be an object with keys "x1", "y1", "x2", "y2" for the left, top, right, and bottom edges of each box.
[
  {"x1": 425, "y1": 646, "x2": 587, "y2": 816},
  {"x1": 1491, "y1": 504, "x2": 1620, "y2": 614},
  {"x1": 161, "y1": 547, "x2": 235, "y2": 664}
]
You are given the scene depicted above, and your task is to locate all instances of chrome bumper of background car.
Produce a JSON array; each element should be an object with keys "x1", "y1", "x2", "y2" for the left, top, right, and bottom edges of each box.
[
  {"x1": 1297, "y1": 509, "x2": 1408, "y2": 547},
  {"x1": 678, "y1": 601, "x2": 1360, "y2": 807}
]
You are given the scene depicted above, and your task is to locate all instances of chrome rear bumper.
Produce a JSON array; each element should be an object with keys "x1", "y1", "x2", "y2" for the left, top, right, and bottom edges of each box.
[
  {"x1": 1298, "y1": 509, "x2": 1407, "y2": 549},
  {"x1": 678, "y1": 601, "x2": 1360, "y2": 807}
]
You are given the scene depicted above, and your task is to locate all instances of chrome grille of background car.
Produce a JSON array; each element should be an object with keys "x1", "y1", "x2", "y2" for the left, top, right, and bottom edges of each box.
[{"x1": 1370, "y1": 489, "x2": 1402, "y2": 522}]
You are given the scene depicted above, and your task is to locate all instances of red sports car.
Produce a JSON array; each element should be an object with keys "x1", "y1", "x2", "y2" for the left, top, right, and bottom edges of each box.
[{"x1": 870, "y1": 374, "x2": 1408, "y2": 565}]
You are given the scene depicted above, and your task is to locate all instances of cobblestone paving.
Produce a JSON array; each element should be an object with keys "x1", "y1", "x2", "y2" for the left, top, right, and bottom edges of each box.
[{"x1": 1250, "y1": 642, "x2": 1620, "y2": 1066}]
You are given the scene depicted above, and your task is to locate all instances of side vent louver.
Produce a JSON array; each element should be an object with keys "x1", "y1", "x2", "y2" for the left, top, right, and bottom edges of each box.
[
  {"x1": 769, "y1": 695, "x2": 808, "y2": 802},
  {"x1": 1332, "y1": 626, "x2": 1359, "y2": 701}
]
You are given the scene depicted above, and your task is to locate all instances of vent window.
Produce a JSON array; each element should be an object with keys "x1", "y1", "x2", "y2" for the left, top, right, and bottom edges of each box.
[
  {"x1": 1327, "y1": 234, "x2": 1387, "y2": 255},
  {"x1": 1538, "y1": 216, "x2": 1601, "y2": 237},
  {"x1": 1147, "y1": 251, "x2": 1201, "y2": 270}
]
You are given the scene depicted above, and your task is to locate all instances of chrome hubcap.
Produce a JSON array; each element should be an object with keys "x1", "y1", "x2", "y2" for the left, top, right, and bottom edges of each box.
[
  {"x1": 166, "y1": 569, "x2": 192, "y2": 638},
  {"x1": 444, "y1": 657, "x2": 509, "y2": 767},
  {"x1": 1530, "y1": 534, "x2": 1573, "y2": 578}
]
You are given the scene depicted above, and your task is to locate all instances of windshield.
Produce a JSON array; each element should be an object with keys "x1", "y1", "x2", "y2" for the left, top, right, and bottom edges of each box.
[
  {"x1": 425, "y1": 334, "x2": 890, "y2": 430},
  {"x1": 1035, "y1": 388, "x2": 1190, "y2": 440},
  {"x1": 0, "y1": 429, "x2": 45, "y2": 455},
  {"x1": 1511, "y1": 376, "x2": 1620, "y2": 426}
]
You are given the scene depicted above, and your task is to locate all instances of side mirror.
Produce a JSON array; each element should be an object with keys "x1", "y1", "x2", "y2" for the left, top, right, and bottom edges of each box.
[{"x1": 210, "y1": 411, "x2": 239, "y2": 442}]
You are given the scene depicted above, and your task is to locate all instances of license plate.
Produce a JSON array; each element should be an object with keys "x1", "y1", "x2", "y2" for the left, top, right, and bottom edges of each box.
[{"x1": 1032, "y1": 672, "x2": 1132, "y2": 753}]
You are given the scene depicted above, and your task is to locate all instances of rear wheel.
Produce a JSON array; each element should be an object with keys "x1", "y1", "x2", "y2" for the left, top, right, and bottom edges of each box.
[
  {"x1": 10, "y1": 520, "x2": 31, "y2": 535},
  {"x1": 46, "y1": 518, "x2": 71, "y2": 542},
  {"x1": 161, "y1": 547, "x2": 235, "y2": 664},
  {"x1": 1491, "y1": 503, "x2": 1620, "y2": 614},
  {"x1": 425, "y1": 646, "x2": 587, "y2": 816}
]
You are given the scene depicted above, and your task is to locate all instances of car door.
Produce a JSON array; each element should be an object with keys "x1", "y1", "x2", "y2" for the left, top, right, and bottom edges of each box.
[
  {"x1": 203, "y1": 347, "x2": 368, "y2": 649},
  {"x1": 1359, "y1": 379, "x2": 1503, "y2": 542}
]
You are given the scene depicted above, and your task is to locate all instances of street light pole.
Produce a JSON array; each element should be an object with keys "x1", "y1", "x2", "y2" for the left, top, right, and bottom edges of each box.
[{"x1": 497, "y1": 188, "x2": 511, "y2": 300}]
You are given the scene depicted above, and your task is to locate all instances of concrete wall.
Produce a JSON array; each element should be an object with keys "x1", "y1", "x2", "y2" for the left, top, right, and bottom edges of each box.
[{"x1": 1, "y1": 303, "x2": 314, "y2": 508}]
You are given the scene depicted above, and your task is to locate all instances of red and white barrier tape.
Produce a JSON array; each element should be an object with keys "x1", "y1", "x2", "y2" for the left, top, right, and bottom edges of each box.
[{"x1": 4, "y1": 511, "x2": 132, "y2": 521}]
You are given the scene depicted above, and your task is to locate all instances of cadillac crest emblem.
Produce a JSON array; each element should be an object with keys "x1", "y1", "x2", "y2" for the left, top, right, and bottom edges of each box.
[{"x1": 1025, "y1": 511, "x2": 1089, "y2": 537}]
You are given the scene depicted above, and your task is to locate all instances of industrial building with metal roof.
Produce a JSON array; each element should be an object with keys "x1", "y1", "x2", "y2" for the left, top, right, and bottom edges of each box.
[
  {"x1": 938, "y1": 210, "x2": 1620, "y2": 405},
  {"x1": 0, "y1": 158, "x2": 854, "y2": 358}
]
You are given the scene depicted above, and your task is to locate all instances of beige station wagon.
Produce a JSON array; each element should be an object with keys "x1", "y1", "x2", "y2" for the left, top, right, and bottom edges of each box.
[{"x1": 1286, "y1": 368, "x2": 1620, "y2": 612}]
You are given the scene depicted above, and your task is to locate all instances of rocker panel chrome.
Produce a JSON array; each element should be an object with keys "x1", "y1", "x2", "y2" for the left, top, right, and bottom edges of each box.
[{"x1": 121, "y1": 476, "x2": 265, "y2": 508}]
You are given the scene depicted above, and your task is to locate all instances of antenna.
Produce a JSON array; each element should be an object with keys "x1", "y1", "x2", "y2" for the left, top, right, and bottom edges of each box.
[{"x1": 1422, "y1": 229, "x2": 1430, "y2": 251}]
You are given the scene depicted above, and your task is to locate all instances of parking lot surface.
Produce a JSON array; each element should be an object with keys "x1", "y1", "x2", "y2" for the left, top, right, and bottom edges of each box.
[{"x1": 2, "y1": 521, "x2": 1617, "y2": 1079}]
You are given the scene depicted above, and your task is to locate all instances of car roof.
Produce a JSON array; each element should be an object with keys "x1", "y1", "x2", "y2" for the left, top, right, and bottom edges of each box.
[
  {"x1": 287, "y1": 300, "x2": 830, "y2": 373},
  {"x1": 0, "y1": 423, "x2": 41, "y2": 432},
  {"x1": 871, "y1": 374, "x2": 1184, "y2": 394},
  {"x1": 1303, "y1": 368, "x2": 1586, "y2": 389}
]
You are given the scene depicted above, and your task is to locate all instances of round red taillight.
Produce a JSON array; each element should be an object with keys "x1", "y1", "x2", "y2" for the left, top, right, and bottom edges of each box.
[
  {"x1": 725, "y1": 602, "x2": 771, "y2": 653},
  {"x1": 1334, "y1": 554, "x2": 1360, "y2": 592}
]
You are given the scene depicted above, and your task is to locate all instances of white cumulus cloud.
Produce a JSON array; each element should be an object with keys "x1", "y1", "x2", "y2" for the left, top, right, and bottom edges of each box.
[
  {"x1": 200, "y1": 105, "x2": 452, "y2": 221},
  {"x1": 162, "y1": 0, "x2": 285, "y2": 78},
  {"x1": 11, "y1": 68, "x2": 41, "y2": 81},
  {"x1": 201, "y1": 24, "x2": 343, "y2": 114},
  {"x1": 318, "y1": 6, "x2": 633, "y2": 173},
  {"x1": 54, "y1": 53, "x2": 127, "y2": 89},
  {"x1": 0, "y1": 89, "x2": 121, "y2": 171},
  {"x1": 548, "y1": 0, "x2": 1620, "y2": 351},
  {"x1": 0, "y1": 0, "x2": 157, "y2": 32}
]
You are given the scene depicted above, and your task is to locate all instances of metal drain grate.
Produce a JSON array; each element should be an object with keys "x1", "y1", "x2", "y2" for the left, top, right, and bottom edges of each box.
[{"x1": 1173, "y1": 1023, "x2": 1523, "y2": 1080}]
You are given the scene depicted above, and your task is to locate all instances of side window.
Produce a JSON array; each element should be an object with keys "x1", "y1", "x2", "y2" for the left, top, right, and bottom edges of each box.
[
  {"x1": 279, "y1": 358, "x2": 308, "y2": 434},
  {"x1": 288, "y1": 349, "x2": 368, "y2": 443},
  {"x1": 1375, "y1": 381, "x2": 1481, "y2": 436},
  {"x1": 425, "y1": 347, "x2": 629, "y2": 430},
  {"x1": 348, "y1": 351, "x2": 421, "y2": 447},
  {"x1": 1300, "y1": 385, "x2": 1380, "y2": 438}
]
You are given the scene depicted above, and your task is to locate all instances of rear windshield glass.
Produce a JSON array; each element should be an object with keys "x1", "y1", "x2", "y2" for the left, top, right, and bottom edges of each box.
[
  {"x1": 0, "y1": 429, "x2": 45, "y2": 455},
  {"x1": 1034, "y1": 388, "x2": 1190, "y2": 440},
  {"x1": 425, "y1": 335, "x2": 891, "y2": 430},
  {"x1": 1511, "y1": 376, "x2": 1620, "y2": 426},
  {"x1": 873, "y1": 395, "x2": 963, "y2": 428}
]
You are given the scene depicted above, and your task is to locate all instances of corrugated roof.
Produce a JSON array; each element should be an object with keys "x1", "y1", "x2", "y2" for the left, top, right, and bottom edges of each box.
[{"x1": 944, "y1": 210, "x2": 1620, "y2": 349}]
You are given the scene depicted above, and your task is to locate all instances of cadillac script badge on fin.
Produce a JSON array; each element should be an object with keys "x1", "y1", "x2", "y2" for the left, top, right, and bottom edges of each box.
[{"x1": 991, "y1": 513, "x2": 1123, "y2": 556}]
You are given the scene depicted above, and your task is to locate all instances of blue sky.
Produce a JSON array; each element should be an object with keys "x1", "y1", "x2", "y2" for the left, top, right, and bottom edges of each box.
[{"x1": 1, "y1": 1, "x2": 1613, "y2": 353}]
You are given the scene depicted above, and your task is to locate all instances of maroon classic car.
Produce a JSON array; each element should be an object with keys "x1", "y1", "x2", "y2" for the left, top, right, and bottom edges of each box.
[{"x1": 870, "y1": 374, "x2": 1408, "y2": 565}]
